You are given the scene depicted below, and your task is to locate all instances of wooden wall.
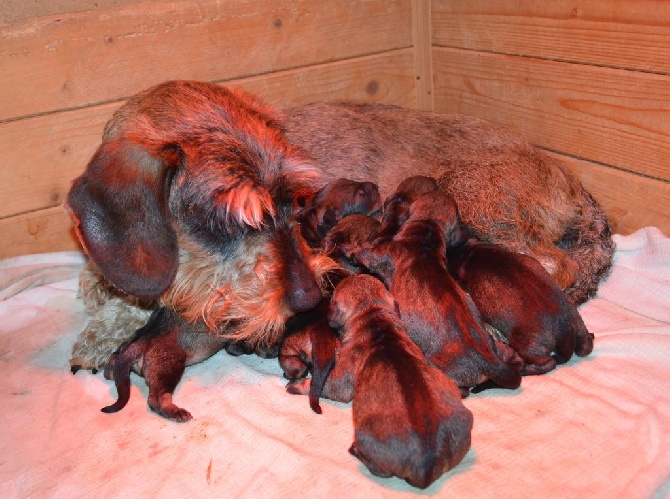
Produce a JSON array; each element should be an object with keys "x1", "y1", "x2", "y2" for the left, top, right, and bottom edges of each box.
[
  {"x1": 0, "y1": 0, "x2": 667, "y2": 259},
  {"x1": 431, "y1": 0, "x2": 670, "y2": 236}
]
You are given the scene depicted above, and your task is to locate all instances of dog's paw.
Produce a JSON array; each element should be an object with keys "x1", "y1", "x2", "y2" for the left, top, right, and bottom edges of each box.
[{"x1": 150, "y1": 403, "x2": 193, "y2": 423}]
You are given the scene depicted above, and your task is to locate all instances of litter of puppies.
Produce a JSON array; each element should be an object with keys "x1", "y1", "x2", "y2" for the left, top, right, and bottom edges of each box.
[{"x1": 66, "y1": 81, "x2": 606, "y2": 489}]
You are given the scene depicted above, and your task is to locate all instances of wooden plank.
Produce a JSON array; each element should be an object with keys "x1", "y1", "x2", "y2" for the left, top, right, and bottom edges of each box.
[
  {"x1": 432, "y1": 0, "x2": 670, "y2": 74},
  {"x1": 4, "y1": 149, "x2": 666, "y2": 259},
  {"x1": 0, "y1": 0, "x2": 412, "y2": 121},
  {"x1": 433, "y1": 47, "x2": 670, "y2": 182},
  {"x1": 0, "y1": 102, "x2": 119, "y2": 219},
  {"x1": 412, "y1": 0, "x2": 434, "y2": 110},
  {"x1": 0, "y1": 206, "x2": 81, "y2": 259},
  {"x1": 550, "y1": 152, "x2": 670, "y2": 236},
  {"x1": 0, "y1": 51, "x2": 416, "y2": 219}
]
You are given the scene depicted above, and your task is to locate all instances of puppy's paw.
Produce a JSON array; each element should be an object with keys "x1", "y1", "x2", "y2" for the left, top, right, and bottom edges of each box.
[{"x1": 286, "y1": 378, "x2": 311, "y2": 395}]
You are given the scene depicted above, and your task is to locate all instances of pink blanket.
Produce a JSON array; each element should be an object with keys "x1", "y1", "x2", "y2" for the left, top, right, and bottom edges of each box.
[{"x1": 1, "y1": 227, "x2": 668, "y2": 497}]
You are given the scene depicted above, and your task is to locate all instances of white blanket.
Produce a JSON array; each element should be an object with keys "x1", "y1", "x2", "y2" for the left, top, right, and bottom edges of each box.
[{"x1": 1, "y1": 228, "x2": 669, "y2": 498}]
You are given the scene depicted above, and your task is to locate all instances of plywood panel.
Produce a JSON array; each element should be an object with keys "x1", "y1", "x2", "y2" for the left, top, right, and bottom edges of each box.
[
  {"x1": 0, "y1": 0, "x2": 411, "y2": 121},
  {"x1": 0, "y1": 51, "x2": 416, "y2": 220},
  {"x1": 433, "y1": 47, "x2": 670, "y2": 181},
  {"x1": 549, "y1": 152, "x2": 670, "y2": 236},
  {"x1": 432, "y1": 0, "x2": 670, "y2": 73}
]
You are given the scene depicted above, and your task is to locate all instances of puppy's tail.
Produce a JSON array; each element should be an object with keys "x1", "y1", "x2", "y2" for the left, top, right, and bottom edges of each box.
[
  {"x1": 308, "y1": 326, "x2": 338, "y2": 414},
  {"x1": 101, "y1": 341, "x2": 143, "y2": 414},
  {"x1": 560, "y1": 189, "x2": 615, "y2": 305}
]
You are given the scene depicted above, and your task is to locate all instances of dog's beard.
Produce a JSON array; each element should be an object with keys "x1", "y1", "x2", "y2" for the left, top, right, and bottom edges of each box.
[{"x1": 159, "y1": 231, "x2": 341, "y2": 349}]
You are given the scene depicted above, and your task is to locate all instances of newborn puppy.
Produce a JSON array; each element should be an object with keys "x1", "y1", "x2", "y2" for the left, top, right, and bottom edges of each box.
[
  {"x1": 322, "y1": 214, "x2": 381, "y2": 273},
  {"x1": 376, "y1": 175, "x2": 443, "y2": 241},
  {"x1": 102, "y1": 306, "x2": 227, "y2": 422},
  {"x1": 278, "y1": 299, "x2": 340, "y2": 414},
  {"x1": 296, "y1": 178, "x2": 381, "y2": 247},
  {"x1": 317, "y1": 274, "x2": 473, "y2": 489},
  {"x1": 352, "y1": 191, "x2": 523, "y2": 396},
  {"x1": 448, "y1": 240, "x2": 595, "y2": 375}
]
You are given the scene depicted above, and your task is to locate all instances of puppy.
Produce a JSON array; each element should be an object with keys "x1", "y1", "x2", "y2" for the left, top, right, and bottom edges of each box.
[
  {"x1": 285, "y1": 101, "x2": 614, "y2": 304},
  {"x1": 296, "y1": 178, "x2": 381, "y2": 247},
  {"x1": 375, "y1": 175, "x2": 443, "y2": 241},
  {"x1": 321, "y1": 214, "x2": 381, "y2": 273},
  {"x1": 295, "y1": 274, "x2": 473, "y2": 489},
  {"x1": 101, "y1": 306, "x2": 228, "y2": 422},
  {"x1": 351, "y1": 191, "x2": 523, "y2": 395},
  {"x1": 279, "y1": 299, "x2": 340, "y2": 414},
  {"x1": 448, "y1": 240, "x2": 595, "y2": 375}
]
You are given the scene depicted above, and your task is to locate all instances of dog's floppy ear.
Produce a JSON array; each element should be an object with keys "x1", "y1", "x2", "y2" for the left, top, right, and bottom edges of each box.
[{"x1": 66, "y1": 139, "x2": 179, "y2": 300}]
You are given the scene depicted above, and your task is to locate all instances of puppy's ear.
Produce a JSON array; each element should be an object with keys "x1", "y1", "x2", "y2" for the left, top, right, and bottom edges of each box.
[
  {"x1": 66, "y1": 139, "x2": 179, "y2": 300},
  {"x1": 450, "y1": 223, "x2": 472, "y2": 248},
  {"x1": 317, "y1": 207, "x2": 341, "y2": 237}
]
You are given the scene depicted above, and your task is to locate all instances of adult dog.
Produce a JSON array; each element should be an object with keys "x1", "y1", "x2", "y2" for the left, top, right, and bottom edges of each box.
[{"x1": 68, "y1": 80, "x2": 613, "y2": 388}]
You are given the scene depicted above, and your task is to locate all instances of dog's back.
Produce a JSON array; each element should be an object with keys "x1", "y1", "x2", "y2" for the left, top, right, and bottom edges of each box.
[{"x1": 285, "y1": 101, "x2": 614, "y2": 303}]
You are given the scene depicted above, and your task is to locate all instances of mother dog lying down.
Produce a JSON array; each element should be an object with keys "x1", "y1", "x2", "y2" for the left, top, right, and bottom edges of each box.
[{"x1": 68, "y1": 80, "x2": 613, "y2": 379}]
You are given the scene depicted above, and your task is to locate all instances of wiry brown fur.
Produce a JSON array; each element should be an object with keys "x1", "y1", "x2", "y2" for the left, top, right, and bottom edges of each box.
[
  {"x1": 71, "y1": 81, "x2": 613, "y2": 385},
  {"x1": 68, "y1": 81, "x2": 335, "y2": 379},
  {"x1": 284, "y1": 102, "x2": 614, "y2": 303}
]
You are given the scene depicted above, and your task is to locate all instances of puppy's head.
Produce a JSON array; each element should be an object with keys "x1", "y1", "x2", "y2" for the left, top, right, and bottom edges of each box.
[
  {"x1": 297, "y1": 178, "x2": 381, "y2": 246},
  {"x1": 327, "y1": 274, "x2": 395, "y2": 331},
  {"x1": 401, "y1": 190, "x2": 469, "y2": 249},
  {"x1": 67, "y1": 81, "x2": 322, "y2": 311},
  {"x1": 378, "y1": 175, "x2": 439, "y2": 240}
]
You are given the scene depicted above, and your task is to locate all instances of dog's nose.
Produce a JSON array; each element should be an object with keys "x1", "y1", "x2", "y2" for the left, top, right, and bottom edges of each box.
[{"x1": 287, "y1": 281, "x2": 322, "y2": 313}]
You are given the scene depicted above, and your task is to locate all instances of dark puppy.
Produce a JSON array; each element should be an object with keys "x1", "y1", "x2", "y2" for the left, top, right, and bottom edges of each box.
[
  {"x1": 296, "y1": 178, "x2": 381, "y2": 247},
  {"x1": 351, "y1": 191, "x2": 523, "y2": 396},
  {"x1": 375, "y1": 175, "x2": 443, "y2": 241},
  {"x1": 322, "y1": 214, "x2": 381, "y2": 273},
  {"x1": 278, "y1": 299, "x2": 340, "y2": 414},
  {"x1": 307, "y1": 274, "x2": 473, "y2": 489},
  {"x1": 448, "y1": 240, "x2": 595, "y2": 375},
  {"x1": 102, "y1": 307, "x2": 227, "y2": 422}
]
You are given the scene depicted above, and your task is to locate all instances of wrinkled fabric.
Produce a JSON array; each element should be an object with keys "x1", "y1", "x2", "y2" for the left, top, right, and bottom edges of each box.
[{"x1": 1, "y1": 228, "x2": 668, "y2": 498}]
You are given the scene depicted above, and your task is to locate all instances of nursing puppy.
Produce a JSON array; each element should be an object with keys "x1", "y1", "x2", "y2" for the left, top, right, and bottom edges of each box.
[
  {"x1": 291, "y1": 275, "x2": 473, "y2": 489},
  {"x1": 278, "y1": 299, "x2": 340, "y2": 414},
  {"x1": 375, "y1": 175, "x2": 444, "y2": 242},
  {"x1": 285, "y1": 101, "x2": 614, "y2": 304},
  {"x1": 101, "y1": 306, "x2": 228, "y2": 422},
  {"x1": 321, "y1": 214, "x2": 381, "y2": 273},
  {"x1": 67, "y1": 82, "x2": 341, "y2": 418},
  {"x1": 351, "y1": 191, "x2": 523, "y2": 395},
  {"x1": 448, "y1": 240, "x2": 595, "y2": 375},
  {"x1": 296, "y1": 178, "x2": 381, "y2": 247}
]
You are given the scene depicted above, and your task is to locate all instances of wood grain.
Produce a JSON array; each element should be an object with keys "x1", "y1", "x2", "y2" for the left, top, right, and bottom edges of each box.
[
  {"x1": 0, "y1": 207, "x2": 80, "y2": 259},
  {"x1": 548, "y1": 152, "x2": 669, "y2": 236},
  {"x1": 431, "y1": 0, "x2": 670, "y2": 73},
  {"x1": 0, "y1": 0, "x2": 411, "y2": 121},
  {"x1": 433, "y1": 47, "x2": 670, "y2": 181},
  {"x1": 0, "y1": 51, "x2": 415, "y2": 221}
]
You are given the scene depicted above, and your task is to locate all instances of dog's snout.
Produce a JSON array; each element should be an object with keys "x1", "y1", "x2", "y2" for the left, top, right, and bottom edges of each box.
[
  {"x1": 278, "y1": 225, "x2": 323, "y2": 314},
  {"x1": 287, "y1": 281, "x2": 322, "y2": 313}
]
